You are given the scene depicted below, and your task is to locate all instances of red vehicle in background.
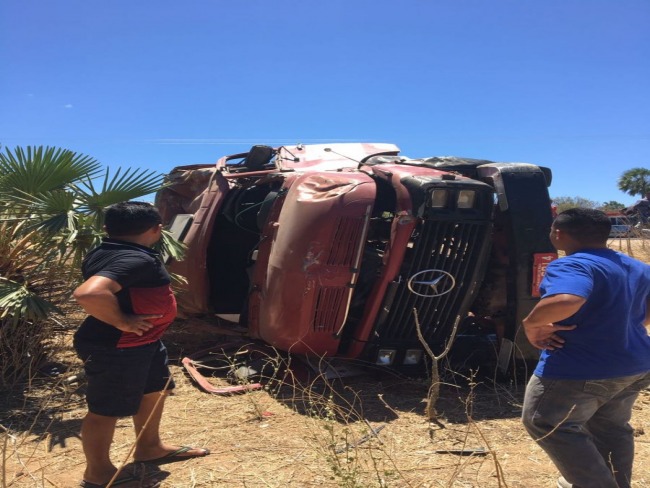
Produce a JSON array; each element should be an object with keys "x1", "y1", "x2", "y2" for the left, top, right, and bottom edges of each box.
[{"x1": 155, "y1": 143, "x2": 556, "y2": 374}]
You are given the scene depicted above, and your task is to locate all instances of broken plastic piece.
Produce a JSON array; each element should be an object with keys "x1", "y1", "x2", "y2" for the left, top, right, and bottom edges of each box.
[{"x1": 182, "y1": 355, "x2": 262, "y2": 395}]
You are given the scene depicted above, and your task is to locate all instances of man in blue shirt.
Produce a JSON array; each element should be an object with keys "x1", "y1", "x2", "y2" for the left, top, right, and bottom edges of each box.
[{"x1": 522, "y1": 208, "x2": 650, "y2": 488}]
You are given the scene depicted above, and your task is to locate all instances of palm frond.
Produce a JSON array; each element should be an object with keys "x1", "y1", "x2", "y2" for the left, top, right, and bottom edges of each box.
[
  {"x1": 56, "y1": 226, "x2": 104, "y2": 269},
  {"x1": 0, "y1": 146, "x2": 102, "y2": 198},
  {"x1": 76, "y1": 167, "x2": 165, "y2": 217},
  {"x1": 169, "y1": 272, "x2": 188, "y2": 287},
  {"x1": 0, "y1": 277, "x2": 59, "y2": 325},
  {"x1": 13, "y1": 190, "x2": 78, "y2": 234},
  {"x1": 155, "y1": 229, "x2": 187, "y2": 263}
]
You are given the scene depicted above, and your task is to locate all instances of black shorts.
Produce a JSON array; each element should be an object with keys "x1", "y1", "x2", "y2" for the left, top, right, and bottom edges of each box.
[{"x1": 74, "y1": 339, "x2": 175, "y2": 417}]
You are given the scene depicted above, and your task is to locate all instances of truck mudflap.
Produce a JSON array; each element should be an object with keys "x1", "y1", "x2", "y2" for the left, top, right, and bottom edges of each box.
[{"x1": 476, "y1": 163, "x2": 556, "y2": 363}]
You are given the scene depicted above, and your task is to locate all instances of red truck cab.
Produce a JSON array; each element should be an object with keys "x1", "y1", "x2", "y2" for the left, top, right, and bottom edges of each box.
[{"x1": 156, "y1": 143, "x2": 556, "y2": 372}]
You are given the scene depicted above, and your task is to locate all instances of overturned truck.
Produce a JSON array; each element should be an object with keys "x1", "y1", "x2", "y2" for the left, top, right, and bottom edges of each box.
[{"x1": 155, "y1": 143, "x2": 556, "y2": 374}]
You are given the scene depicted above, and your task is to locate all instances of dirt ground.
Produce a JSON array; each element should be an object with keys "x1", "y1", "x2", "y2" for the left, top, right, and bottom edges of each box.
[{"x1": 1, "y1": 237, "x2": 649, "y2": 488}]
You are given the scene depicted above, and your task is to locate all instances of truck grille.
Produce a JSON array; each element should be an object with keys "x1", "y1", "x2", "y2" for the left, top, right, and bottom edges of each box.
[
  {"x1": 375, "y1": 219, "x2": 491, "y2": 349},
  {"x1": 312, "y1": 286, "x2": 346, "y2": 332},
  {"x1": 310, "y1": 217, "x2": 363, "y2": 332},
  {"x1": 327, "y1": 217, "x2": 363, "y2": 267}
]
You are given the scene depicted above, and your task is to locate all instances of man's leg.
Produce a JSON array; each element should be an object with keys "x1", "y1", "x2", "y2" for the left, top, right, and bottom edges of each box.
[
  {"x1": 132, "y1": 390, "x2": 170, "y2": 459},
  {"x1": 522, "y1": 375, "x2": 618, "y2": 488},
  {"x1": 75, "y1": 341, "x2": 156, "y2": 485},
  {"x1": 132, "y1": 390, "x2": 209, "y2": 461},
  {"x1": 132, "y1": 342, "x2": 208, "y2": 461},
  {"x1": 80, "y1": 412, "x2": 118, "y2": 484},
  {"x1": 586, "y1": 373, "x2": 650, "y2": 488}
]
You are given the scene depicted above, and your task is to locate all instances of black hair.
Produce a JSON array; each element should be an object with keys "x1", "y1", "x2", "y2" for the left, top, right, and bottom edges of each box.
[
  {"x1": 104, "y1": 201, "x2": 162, "y2": 237},
  {"x1": 553, "y1": 208, "x2": 611, "y2": 243}
]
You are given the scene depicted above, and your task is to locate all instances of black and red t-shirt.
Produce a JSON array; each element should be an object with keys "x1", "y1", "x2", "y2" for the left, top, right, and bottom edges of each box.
[{"x1": 74, "y1": 238, "x2": 177, "y2": 348}]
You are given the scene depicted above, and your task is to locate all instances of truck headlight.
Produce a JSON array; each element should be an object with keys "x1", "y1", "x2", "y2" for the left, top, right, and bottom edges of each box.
[
  {"x1": 403, "y1": 349, "x2": 423, "y2": 365},
  {"x1": 457, "y1": 190, "x2": 476, "y2": 209},
  {"x1": 430, "y1": 190, "x2": 448, "y2": 208},
  {"x1": 376, "y1": 349, "x2": 396, "y2": 366}
]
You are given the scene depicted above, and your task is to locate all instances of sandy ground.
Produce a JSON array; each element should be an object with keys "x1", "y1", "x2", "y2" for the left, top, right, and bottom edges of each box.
[
  {"x1": 3, "y1": 358, "x2": 649, "y2": 488},
  {"x1": 1, "y1": 236, "x2": 649, "y2": 488}
]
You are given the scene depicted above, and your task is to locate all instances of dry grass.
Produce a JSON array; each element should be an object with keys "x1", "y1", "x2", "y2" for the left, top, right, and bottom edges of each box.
[
  {"x1": 4, "y1": 360, "x2": 646, "y2": 488},
  {"x1": 608, "y1": 235, "x2": 650, "y2": 262},
  {"x1": 0, "y1": 236, "x2": 649, "y2": 487}
]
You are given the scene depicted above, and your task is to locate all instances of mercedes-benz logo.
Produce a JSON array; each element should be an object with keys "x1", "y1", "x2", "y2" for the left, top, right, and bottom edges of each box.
[{"x1": 407, "y1": 269, "x2": 456, "y2": 298}]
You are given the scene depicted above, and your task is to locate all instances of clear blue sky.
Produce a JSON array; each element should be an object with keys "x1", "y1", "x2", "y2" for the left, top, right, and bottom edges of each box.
[{"x1": 1, "y1": 1, "x2": 648, "y2": 205}]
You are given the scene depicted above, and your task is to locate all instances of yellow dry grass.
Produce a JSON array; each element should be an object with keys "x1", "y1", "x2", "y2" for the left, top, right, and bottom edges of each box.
[{"x1": 1, "y1": 236, "x2": 648, "y2": 487}]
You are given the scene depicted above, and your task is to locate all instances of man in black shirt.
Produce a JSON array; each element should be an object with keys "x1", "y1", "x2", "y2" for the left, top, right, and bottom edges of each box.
[{"x1": 73, "y1": 202, "x2": 209, "y2": 488}]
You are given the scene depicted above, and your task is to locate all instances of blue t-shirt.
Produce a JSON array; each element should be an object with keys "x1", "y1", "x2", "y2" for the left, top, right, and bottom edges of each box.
[{"x1": 534, "y1": 248, "x2": 650, "y2": 379}]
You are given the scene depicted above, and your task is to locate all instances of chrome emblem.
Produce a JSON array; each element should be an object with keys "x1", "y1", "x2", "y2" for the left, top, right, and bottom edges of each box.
[{"x1": 407, "y1": 269, "x2": 456, "y2": 298}]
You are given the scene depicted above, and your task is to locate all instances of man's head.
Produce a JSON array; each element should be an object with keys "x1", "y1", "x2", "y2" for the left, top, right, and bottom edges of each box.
[
  {"x1": 550, "y1": 207, "x2": 611, "y2": 253},
  {"x1": 104, "y1": 202, "x2": 163, "y2": 243}
]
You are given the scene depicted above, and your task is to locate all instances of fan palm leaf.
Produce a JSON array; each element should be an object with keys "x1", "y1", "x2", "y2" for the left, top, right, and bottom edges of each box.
[
  {"x1": 8, "y1": 189, "x2": 78, "y2": 234},
  {"x1": 618, "y1": 167, "x2": 650, "y2": 198},
  {"x1": 0, "y1": 278, "x2": 60, "y2": 325},
  {"x1": 76, "y1": 167, "x2": 165, "y2": 217},
  {"x1": 0, "y1": 146, "x2": 101, "y2": 197},
  {"x1": 156, "y1": 229, "x2": 187, "y2": 263}
]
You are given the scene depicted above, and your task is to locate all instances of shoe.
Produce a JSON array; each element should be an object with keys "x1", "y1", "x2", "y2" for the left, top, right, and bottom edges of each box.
[
  {"x1": 136, "y1": 446, "x2": 210, "y2": 465},
  {"x1": 80, "y1": 463, "x2": 165, "y2": 487},
  {"x1": 80, "y1": 473, "x2": 162, "y2": 487}
]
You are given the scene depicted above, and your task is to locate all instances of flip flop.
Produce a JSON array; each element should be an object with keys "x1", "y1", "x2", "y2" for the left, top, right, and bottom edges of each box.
[
  {"x1": 138, "y1": 446, "x2": 211, "y2": 465},
  {"x1": 80, "y1": 463, "x2": 164, "y2": 487},
  {"x1": 79, "y1": 474, "x2": 162, "y2": 487}
]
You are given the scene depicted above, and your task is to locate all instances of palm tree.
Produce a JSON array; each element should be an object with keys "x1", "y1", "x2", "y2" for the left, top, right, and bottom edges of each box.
[
  {"x1": 0, "y1": 145, "x2": 183, "y2": 387},
  {"x1": 618, "y1": 167, "x2": 650, "y2": 198}
]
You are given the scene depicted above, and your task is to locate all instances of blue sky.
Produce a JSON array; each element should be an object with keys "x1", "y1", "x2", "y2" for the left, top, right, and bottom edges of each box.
[{"x1": 1, "y1": 1, "x2": 648, "y2": 205}]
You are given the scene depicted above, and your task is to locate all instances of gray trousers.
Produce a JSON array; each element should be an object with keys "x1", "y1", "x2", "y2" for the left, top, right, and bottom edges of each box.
[{"x1": 522, "y1": 372, "x2": 650, "y2": 488}]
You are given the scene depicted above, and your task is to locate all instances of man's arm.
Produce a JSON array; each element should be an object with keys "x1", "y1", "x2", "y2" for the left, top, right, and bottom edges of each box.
[
  {"x1": 645, "y1": 297, "x2": 650, "y2": 327},
  {"x1": 73, "y1": 276, "x2": 161, "y2": 336},
  {"x1": 523, "y1": 293, "x2": 584, "y2": 350}
]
